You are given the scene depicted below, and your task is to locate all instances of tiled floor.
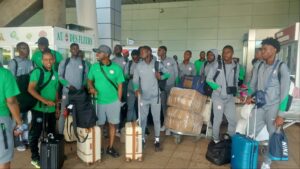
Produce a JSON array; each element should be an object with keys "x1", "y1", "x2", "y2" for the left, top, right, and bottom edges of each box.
[{"x1": 11, "y1": 124, "x2": 300, "y2": 169}]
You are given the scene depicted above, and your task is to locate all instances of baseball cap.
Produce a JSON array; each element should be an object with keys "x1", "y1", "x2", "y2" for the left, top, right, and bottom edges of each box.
[
  {"x1": 93, "y1": 45, "x2": 112, "y2": 55},
  {"x1": 122, "y1": 49, "x2": 129, "y2": 56},
  {"x1": 36, "y1": 37, "x2": 49, "y2": 45}
]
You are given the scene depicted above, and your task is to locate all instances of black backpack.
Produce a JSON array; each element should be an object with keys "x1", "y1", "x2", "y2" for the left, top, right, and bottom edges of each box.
[
  {"x1": 13, "y1": 60, "x2": 48, "y2": 111},
  {"x1": 154, "y1": 60, "x2": 167, "y2": 92},
  {"x1": 68, "y1": 89, "x2": 98, "y2": 142},
  {"x1": 206, "y1": 134, "x2": 232, "y2": 165}
]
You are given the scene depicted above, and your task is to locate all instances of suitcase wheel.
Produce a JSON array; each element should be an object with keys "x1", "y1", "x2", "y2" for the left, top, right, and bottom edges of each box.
[
  {"x1": 125, "y1": 157, "x2": 132, "y2": 162},
  {"x1": 137, "y1": 157, "x2": 143, "y2": 162},
  {"x1": 86, "y1": 162, "x2": 93, "y2": 166},
  {"x1": 174, "y1": 135, "x2": 181, "y2": 144}
]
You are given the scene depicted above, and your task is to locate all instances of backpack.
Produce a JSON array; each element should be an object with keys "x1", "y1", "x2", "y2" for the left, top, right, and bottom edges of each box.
[
  {"x1": 62, "y1": 58, "x2": 86, "y2": 83},
  {"x1": 69, "y1": 89, "x2": 98, "y2": 142},
  {"x1": 206, "y1": 134, "x2": 232, "y2": 165},
  {"x1": 13, "y1": 59, "x2": 43, "y2": 112},
  {"x1": 58, "y1": 58, "x2": 86, "y2": 99},
  {"x1": 29, "y1": 67, "x2": 54, "y2": 109},
  {"x1": 257, "y1": 61, "x2": 293, "y2": 111},
  {"x1": 154, "y1": 61, "x2": 167, "y2": 91}
]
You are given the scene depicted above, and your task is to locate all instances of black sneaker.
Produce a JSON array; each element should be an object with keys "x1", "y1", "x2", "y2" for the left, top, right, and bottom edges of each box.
[
  {"x1": 154, "y1": 141, "x2": 161, "y2": 152},
  {"x1": 106, "y1": 147, "x2": 120, "y2": 158},
  {"x1": 145, "y1": 127, "x2": 150, "y2": 135},
  {"x1": 142, "y1": 140, "x2": 146, "y2": 150}
]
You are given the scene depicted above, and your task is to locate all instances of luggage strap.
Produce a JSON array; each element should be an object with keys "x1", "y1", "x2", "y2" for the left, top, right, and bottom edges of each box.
[
  {"x1": 72, "y1": 104, "x2": 89, "y2": 143},
  {"x1": 247, "y1": 106, "x2": 257, "y2": 138},
  {"x1": 92, "y1": 128, "x2": 96, "y2": 162},
  {"x1": 66, "y1": 115, "x2": 73, "y2": 140},
  {"x1": 132, "y1": 122, "x2": 136, "y2": 159}
]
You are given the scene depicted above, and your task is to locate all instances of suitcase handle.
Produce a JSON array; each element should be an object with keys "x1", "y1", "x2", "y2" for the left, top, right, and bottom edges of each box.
[
  {"x1": 136, "y1": 94, "x2": 141, "y2": 126},
  {"x1": 246, "y1": 106, "x2": 257, "y2": 138}
]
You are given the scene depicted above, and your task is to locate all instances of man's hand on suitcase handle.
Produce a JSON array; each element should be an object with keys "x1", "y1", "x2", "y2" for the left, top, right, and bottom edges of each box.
[
  {"x1": 42, "y1": 99, "x2": 56, "y2": 106},
  {"x1": 274, "y1": 116, "x2": 284, "y2": 127},
  {"x1": 245, "y1": 96, "x2": 255, "y2": 104},
  {"x1": 89, "y1": 87, "x2": 97, "y2": 96},
  {"x1": 135, "y1": 90, "x2": 141, "y2": 97}
]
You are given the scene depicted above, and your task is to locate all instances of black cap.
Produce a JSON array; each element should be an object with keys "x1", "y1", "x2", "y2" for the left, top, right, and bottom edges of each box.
[{"x1": 36, "y1": 37, "x2": 49, "y2": 45}]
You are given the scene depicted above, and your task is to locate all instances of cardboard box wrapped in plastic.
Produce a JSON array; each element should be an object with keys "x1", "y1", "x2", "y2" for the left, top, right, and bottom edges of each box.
[
  {"x1": 167, "y1": 87, "x2": 207, "y2": 114},
  {"x1": 165, "y1": 107, "x2": 203, "y2": 135}
]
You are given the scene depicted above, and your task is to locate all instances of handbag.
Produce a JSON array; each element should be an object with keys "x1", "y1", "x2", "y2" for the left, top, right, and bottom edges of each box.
[
  {"x1": 254, "y1": 60, "x2": 280, "y2": 108},
  {"x1": 269, "y1": 127, "x2": 289, "y2": 161}
]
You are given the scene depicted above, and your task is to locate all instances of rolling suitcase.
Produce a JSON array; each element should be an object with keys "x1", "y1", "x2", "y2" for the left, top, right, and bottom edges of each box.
[
  {"x1": 76, "y1": 100, "x2": 101, "y2": 165},
  {"x1": 76, "y1": 126, "x2": 101, "y2": 164},
  {"x1": 40, "y1": 113, "x2": 65, "y2": 169},
  {"x1": 125, "y1": 94, "x2": 143, "y2": 162},
  {"x1": 231, "y1": 106, "x2": 259, "y2": 169}
]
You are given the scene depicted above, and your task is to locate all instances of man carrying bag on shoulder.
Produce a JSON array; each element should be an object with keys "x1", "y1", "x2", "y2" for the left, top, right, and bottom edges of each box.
[
  {"x1": 88, "y1": 45, "x2": 125, "y2": 158},
  {"x1": 27, "y1": 50, "x2": 60, "y2": 168}
]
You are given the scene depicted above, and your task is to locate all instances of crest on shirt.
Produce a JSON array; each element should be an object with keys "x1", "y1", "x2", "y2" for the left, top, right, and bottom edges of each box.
[
  {"x1": 52, "y1": 76, "x2": 56, "y2": 80},
  {"x1": 188, "y1": 67, "x2": 192, "y2": 71},
  {"x1": 109, "y1": 70, "x2": 115, "y2": 74},
  {"x1": 79, "y1": 65, "x2": 83, "y2": 69},
  {"x1": 123, "y1": 61, "x2": 126, "y2": 65},
  {"x1": 167, "y1": 62, "x2": 171, "y2": 66}
]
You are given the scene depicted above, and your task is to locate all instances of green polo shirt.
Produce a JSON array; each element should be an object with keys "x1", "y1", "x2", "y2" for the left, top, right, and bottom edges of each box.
[
  {"x1": 88, "y1": 62, "x2": 125, "y2": 104},
  {"x1": 0, "y1": 68, "x2": 20, "y2": 116},
  {"x1": 31, "y1": 49, "x2": 63, "y2": 70},
  {"x1": 194, "y1": 59, "x2": 205, "y2": 76},
  {"x1": 30, "y1": 68, "x2": 59, "y2": 113}
]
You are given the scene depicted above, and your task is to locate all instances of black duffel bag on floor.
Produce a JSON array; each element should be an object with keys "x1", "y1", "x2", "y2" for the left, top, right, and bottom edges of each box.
[{"x1": 206, "y1": 134, "x2": 232, "y2": 165}]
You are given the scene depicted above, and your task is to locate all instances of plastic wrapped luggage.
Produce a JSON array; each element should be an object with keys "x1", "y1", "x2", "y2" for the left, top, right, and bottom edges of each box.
[
  {"x1": 167, "y1": 87, "x2": 207, "y2": 113},
  {"x1": 77, "y1": 126, "x2": 101, "y2": 164},
  {"x1": 165, "y1": 107, "x2": 203, "y2": 135}
]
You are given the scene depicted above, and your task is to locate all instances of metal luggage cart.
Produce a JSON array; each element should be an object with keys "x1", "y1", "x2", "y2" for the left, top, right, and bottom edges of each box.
[{"x1": 168, "y1": 129, "x2": 203, "y2": 144}]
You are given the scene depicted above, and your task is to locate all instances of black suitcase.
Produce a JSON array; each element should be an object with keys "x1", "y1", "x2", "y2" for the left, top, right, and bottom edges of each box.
[
  {"x1": 40, "y1": 134, "x2": 64, "y2": 169},
  {"x1": 40, "y1": 112, "x2": 65, "y2": 169}
]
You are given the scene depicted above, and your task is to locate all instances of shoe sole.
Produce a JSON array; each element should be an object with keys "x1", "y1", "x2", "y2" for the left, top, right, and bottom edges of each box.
[{"x1": 31, "y1": 162, "x2": 40, "y2": 169}]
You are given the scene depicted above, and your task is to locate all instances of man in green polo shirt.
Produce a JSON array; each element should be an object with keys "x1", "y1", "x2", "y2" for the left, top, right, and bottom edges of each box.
[
  {"x1": 28, "y1": 50, "x2": 60, "y2": 168},
  {"x1": 0, "y1": 67, "x2": 23, "y2": 169},
  {"x1": 194, "y1": 51, "x2": 206, "y2": 76},
  {"x1": 31, "y1": 37, "x2": 63, "y2": 71},
  {"x1": 88, "y1": 45, "x2": 124, "y2": 158}
]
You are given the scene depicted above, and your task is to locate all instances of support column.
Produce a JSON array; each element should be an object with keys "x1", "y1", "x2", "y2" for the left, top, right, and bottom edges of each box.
[
  {"x1": 96, "y1": 0, "x2": 121, "y2": 48},
  {"x1": 43, "y1": 0, "x2": 66, "y2": 27},
  {"x1": 76, "y1": 0, "x2": 99, "y2": 45}
]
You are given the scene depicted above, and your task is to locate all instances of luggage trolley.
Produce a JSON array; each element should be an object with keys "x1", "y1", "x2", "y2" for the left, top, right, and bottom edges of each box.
[{"x1": 167, "y1": 100, "x2": 213, "y2": 144}]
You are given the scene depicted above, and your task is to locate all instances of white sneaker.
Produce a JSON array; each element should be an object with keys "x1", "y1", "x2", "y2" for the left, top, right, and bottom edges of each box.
[
  {"x1": 16, "y1": 145, "x2": 26, "y2": 152},
  {"x1": 165, "y1": 129, "x2": 171, "y2": 136},
  {"x1": 160, "y1": 125, "x2": 166, "y2": 131},
  {"x1": 261, "y1": 162, "x2": 271, "y2": 169},
  {"x1": 115, "y1": 130, "x2": 121, "y2": 137}
]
